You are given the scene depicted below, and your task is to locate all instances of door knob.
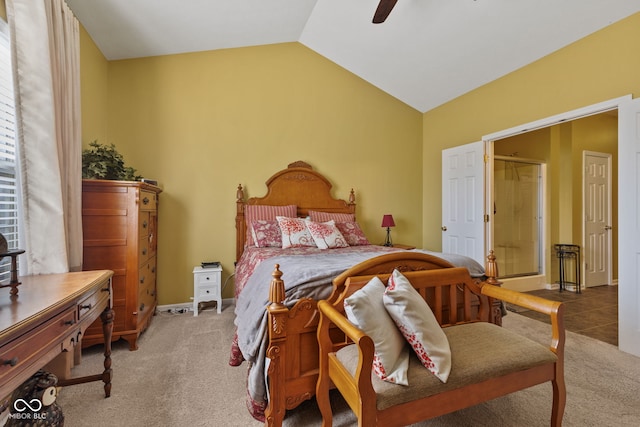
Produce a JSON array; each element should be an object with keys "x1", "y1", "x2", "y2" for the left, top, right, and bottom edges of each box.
[
  {"x1": 604, "y1": 225, "x2": 612, "y2": 230},
  {"x1": 441, "y1": 226, "x2": 447, "y2": 231}
]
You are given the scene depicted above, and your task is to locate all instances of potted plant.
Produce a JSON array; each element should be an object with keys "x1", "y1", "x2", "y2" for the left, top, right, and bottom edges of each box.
[{"x1": 82, "y1": 141, "x2": 142, "y2": 181}]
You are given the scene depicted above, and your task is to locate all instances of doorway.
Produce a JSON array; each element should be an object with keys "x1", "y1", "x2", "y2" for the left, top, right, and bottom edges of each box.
[
  {"x1": 493, "y1": 157, "x2": 543, "y2": 279},
  {"x1": 583, "y1": 151, "x2": 613, "y2": 288}
]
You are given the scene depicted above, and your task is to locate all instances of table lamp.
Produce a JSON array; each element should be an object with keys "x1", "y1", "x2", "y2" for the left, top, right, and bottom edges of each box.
[{"x1": 381, "y1": 214, "x2": 395, "y2": 247}]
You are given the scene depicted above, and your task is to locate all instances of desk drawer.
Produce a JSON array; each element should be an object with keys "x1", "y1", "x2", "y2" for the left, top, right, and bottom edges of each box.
[
  {"x1": 0, "y1": 307, "x2": 76, "y2": 386},
  {"x1": 78, "y1": 285, "x2": 110, "y2": 325}
]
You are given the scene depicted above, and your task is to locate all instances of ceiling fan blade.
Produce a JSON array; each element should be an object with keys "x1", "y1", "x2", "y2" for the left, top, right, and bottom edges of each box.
[{"x1": 373, "y1": 0, "x2": 398, "y2": 23}]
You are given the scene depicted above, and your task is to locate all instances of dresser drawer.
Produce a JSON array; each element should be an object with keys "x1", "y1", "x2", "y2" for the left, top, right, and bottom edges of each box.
[
  {"x1": 0, "y1": 307, "x2": 76, "y2": 386},
  {"x1": 139, "y1": 191, "x2": 157, "y2": 211},
  {"x1": 138, "y1": 258, "x2": 156, "y2": 293},
  {"x1": 139, "y1": 211, "x2": 150, "y2": 237},
  {"x1": 139, "y1": 236, "x2": 150, "y2": 263}
]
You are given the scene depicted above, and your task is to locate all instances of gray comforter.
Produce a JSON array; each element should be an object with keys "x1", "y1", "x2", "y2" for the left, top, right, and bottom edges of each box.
[{"x1": 234, "y1": 247, "x2": 485, "y2": 412}]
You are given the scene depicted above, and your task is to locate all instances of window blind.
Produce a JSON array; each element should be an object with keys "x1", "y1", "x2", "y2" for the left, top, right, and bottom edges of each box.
[{"x1": 0, "y1": 19, "x2": 18, "y2": 282}]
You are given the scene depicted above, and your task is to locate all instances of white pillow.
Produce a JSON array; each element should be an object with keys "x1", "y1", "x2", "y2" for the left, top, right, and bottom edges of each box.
[
  {"x1": 305, "y1": 219, "x2": 348, "y2": 249},
  {"x1": 276, "y1": 216, "x2": 316, "y2": 248},
  {"x1": 344, "y1": 276, "x2": 410, "y2": 385},
  {"x1": 383, "y1": 269, "x2": 452, "y2": 383}
]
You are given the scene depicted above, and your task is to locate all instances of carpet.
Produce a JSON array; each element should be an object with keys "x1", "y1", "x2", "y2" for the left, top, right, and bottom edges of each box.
[{"x1": 55, "y1": 305, "x2": 640, "y2": 426}]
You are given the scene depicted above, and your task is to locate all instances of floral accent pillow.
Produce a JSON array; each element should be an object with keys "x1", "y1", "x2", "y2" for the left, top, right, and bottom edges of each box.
[
  {"x1": 276, "y1": 216, "x2": 316, "y2": 248},
  {"x1": 344, "y1": 276, "x2": 410, "y2": 385},
  {"x1": 383, "y1": 269, "x2": 452, "y2": 383},
  {"x1": 305, "y1": 220, "x2": 348, "y2": 249},
  {"x1": 244, "y1": 204, "x2": 296, "y2": 247},
  {"x1": 309, "y1": 210, "x2": 355, "y2": 223},
  {"x1": 336, "y1": 222, "x2": 370, "y2": 246},
  {"x1": 250, "y1": 220, "x2": 282, "y2": 248}
]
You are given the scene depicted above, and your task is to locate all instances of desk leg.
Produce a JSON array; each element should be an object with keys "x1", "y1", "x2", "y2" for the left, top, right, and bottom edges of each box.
[{"x1": 101, "y1": 307, "x2": 114, "y2": 398}]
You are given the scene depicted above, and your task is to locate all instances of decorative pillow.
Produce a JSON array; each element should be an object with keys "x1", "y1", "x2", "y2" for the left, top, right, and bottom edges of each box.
[
  {"x1": 305, "y1": 220, "x2": 348, "y2": 249},
  {"x1": 309, "y1": 210, "x2": 355, "y2": 223},
  {"x1": 244, "y1": 204, "x2": 296, "y2": 247},
  {"x1": 344, "y1": 276, "x2": 410, "y2": 385},
  {"x1": 383, "y1": 269, "x2": 452, "y2": 383},
  {"x1": 276, "y1": 216, "x2": 316, "y2": 248},
  {"x1": 336, "y1": 222, "x2": 370, "y2": 246},
  {"x1": 250, "y1": 220, "x2": 282, "y2": 248}
]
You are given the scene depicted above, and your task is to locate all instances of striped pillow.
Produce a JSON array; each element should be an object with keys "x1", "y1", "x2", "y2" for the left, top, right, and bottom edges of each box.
[
  {"x1": 244, "y1": 204, "x2": 296, "y2": 247},
  {"x1": 309, "y1": 210, "x2": 355, "y2": 223}
]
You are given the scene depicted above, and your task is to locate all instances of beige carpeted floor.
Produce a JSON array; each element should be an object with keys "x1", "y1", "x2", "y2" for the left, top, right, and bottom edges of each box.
[{"x1": 56, "y1": 303, "x2": 640, "y2": 426}]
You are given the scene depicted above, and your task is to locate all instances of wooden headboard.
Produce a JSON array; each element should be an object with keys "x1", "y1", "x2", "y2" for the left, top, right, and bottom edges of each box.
[{"x1": 235, "y1": 161, "x2": 356, "y2": 261}]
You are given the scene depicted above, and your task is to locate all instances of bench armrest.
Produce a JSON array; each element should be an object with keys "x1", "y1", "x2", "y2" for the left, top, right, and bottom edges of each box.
[
  {"x1": 317, "y1": 300, "x2": 376, "y2": 412},
  {"x1": 481, "y1": 284, "x2": 565, "y2": 355}
]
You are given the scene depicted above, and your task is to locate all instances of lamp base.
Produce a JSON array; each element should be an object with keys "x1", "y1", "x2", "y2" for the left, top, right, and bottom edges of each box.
[{"x1": 383, "y1": 228, "x2": 393, "y2": 247}]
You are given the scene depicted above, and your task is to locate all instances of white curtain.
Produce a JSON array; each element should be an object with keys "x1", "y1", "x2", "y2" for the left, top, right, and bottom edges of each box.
[{"x1": 6, "y1": 0, "x2": 82, "y2": 274}]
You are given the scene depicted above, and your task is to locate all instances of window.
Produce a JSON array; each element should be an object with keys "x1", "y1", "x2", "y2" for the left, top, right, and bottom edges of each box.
[{"x1": 0, "y1": 19, "x2": 19, "y2": 282}]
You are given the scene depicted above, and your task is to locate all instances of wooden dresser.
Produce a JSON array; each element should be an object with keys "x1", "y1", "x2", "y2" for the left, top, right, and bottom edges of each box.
[{"x1": 81, "y1": 179, "x2": 161, "y2": 350}]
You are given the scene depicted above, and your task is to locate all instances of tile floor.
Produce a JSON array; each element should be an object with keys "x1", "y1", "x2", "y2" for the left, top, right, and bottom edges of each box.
[{"x1": 512, "y1": 285, "x2": 618, "y2": 346}]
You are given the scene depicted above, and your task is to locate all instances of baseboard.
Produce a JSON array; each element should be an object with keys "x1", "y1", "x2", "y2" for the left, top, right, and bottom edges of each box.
[
  {"x1": 157, "y1": 302, "x2": 192, "y2": 313},
  {"x1": 157, "y1": 298, "x2": 234, "y2": 315}
]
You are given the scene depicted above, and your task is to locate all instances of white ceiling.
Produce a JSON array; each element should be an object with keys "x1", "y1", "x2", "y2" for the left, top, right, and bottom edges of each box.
[{"x1": 66, "y1": 0, "x2": 640, "y2": 113}]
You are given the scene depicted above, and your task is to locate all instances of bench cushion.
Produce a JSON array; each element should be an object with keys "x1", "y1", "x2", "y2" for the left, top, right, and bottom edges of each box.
[{"x1": 336, "y1": 321, "x2": 558, "y2": 411}]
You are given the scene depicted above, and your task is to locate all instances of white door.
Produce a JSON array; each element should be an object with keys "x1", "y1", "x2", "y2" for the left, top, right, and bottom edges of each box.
[
  {"x1": 583, "y1": 152, "x2": 612, "y2": 288},
  {"x1": 618, "y1": 97, "x2": 640, "y2": 356},
  {"x1": 441, "y1": 141, "x2": 485, "y2": 265}
]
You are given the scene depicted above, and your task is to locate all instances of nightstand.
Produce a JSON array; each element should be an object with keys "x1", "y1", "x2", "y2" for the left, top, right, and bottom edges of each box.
[
  {"x1": 193, "y1": 266, "x2": 223, "y2": 316},
  {"x1": 391, "y1": 244, "x2": 416, "y2": 250},
  {"x1": 380, "y1": 244, "x2": 416, "y2": 250}
]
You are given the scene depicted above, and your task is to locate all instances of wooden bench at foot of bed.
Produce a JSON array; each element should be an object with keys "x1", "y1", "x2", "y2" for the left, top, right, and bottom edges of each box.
[
  {"x1": 316, "y1": 260, "x2": 566, "y2": 427},
  {"x1": 263, "y1": 251, "x2": 504, "y2": 426}
]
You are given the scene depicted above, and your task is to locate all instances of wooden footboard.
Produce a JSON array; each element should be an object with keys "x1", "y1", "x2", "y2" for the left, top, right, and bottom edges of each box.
[{"x1": 263, "y1": 251, "x2": 502, "y2": 426}]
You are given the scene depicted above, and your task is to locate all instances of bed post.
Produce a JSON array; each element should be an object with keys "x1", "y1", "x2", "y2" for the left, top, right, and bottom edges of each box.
[
  {"x1": 265, "y1": 265, "x2": 287, "y2": 427},
  {"x1": 236, "y1": 184, "x2": 246, "y2": 262},
  {"x1": 483, "y1": 250, "x2": 503, "y2": 325}
]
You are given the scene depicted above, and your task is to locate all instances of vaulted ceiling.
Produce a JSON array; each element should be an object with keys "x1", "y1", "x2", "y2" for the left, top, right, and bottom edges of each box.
[{"x1": 66, "y1": 0, "x2": 640, "y2": 113}]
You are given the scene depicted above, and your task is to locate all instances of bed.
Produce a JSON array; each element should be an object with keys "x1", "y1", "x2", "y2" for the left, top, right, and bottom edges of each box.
[{"x1": 230, "y1": 161, "x2": 501, "y2": 426}]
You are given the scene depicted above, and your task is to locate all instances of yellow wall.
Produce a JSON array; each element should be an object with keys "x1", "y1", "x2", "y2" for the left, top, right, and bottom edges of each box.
[
  {"x1": 79, "y1": 26, "x2": 109, "y2": 144},
  {"x1": 80, "y1": 41, "x2": 423, "y2": 304},
  {"x1": 422, "y1": 12, "x2": 640, "y2": 256}
]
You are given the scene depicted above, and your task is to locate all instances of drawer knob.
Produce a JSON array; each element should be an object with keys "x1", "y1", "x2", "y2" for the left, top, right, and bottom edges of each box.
[
  {"x1": 206, "y1": 289, "x2": 210, "y2": 294},
  {"x1": 140, "y1": 276, "x2": 145, "y2": 284},
  {"x1": 143, "y1": 197, "x2": 150, "y2": 205},
  {"x1": 143, "y1": 220, "x2": 148, "y2": 228},
  {"x1": 80, "y1": 304, "x2": 92, "y2": 310},
  {"x1": 1, "y1": 357, "x2": 18, "y2": 367},
  {"x1": 142, "y1": 248, "x2": 147, "y2": 255},
  {"x1": 64, "y1": 320, "x2": 75, "y2": 326},
  {"x1": 139, "y1": 303, "x2": 145, "y2": 312}
]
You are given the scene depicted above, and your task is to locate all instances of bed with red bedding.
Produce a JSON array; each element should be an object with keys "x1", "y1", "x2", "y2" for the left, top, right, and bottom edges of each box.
[{"x1": 230, "y1": 161, "x2": 500, "y2": 426}]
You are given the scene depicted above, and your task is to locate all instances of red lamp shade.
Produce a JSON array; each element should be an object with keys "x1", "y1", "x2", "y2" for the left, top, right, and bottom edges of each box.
[{"x1": 381, "y1": 214, "x2": 395, "y2": 228}]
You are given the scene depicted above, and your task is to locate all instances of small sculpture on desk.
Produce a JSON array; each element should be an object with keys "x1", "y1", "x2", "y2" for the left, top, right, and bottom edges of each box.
[
  {"x1": 5, "y1": 370, "x2": 64, "y2": 426},
  {"x1": 0, "y1": 233, "x2": 26, "y2": 297}
]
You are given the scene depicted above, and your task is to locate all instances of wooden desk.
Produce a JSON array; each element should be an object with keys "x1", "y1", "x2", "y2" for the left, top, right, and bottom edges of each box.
[{"x1": 0, "y1": 270, "x2": 114, "y2": 402}]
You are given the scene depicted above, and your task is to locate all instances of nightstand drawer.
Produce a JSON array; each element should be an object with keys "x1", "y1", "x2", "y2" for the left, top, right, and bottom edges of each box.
[
  {"x1": 196, "y1": 284, "x2": 220, "y2": 300},
  {"x1": 195, "y1": 272, "x2": 220, "y2": 287}
]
